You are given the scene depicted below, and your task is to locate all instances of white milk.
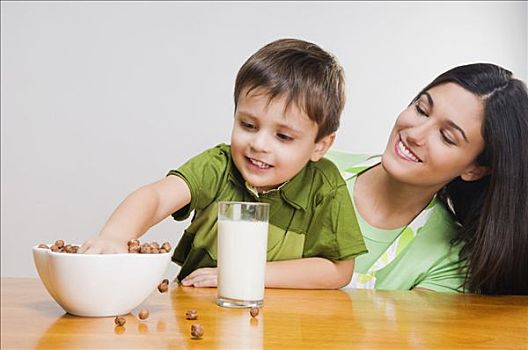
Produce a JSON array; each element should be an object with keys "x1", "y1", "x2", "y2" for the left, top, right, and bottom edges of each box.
[{"x1": 217, "y1": 220, "x2": 268, "y2": 302}]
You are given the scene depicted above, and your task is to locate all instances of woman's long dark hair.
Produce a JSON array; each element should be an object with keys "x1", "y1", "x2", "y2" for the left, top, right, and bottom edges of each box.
[{"x1": 420, "y1": 63, "x2": 528, "y2": 295}]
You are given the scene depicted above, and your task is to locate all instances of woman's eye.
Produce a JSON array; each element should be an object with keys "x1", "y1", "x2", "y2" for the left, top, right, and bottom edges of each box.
[
  {"x1": 440, "y1": 131, "x2": 456, "y2": 145},
  {"x1": 415, "y1": 104, "x2": 428, "y2": 116},
  {"x1": 277, "y1": 133, "x2": 293, "y2": 141}
]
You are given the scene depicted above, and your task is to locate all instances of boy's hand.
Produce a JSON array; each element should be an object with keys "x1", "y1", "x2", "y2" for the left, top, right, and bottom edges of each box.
[
  {"x1": 78, "y1": 236, "x2": 128, "y2": 254},
  {"x1": 78, "y1": 176, "x2": 192, "y2": 254},
  {"x1": 180, "y1": 268, "x2": 218, "y2": 287}
]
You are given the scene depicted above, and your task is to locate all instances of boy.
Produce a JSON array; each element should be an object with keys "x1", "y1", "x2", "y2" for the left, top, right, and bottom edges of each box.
[{"x1": 80, "y1": 39, "x2": 367, "y2": 289}]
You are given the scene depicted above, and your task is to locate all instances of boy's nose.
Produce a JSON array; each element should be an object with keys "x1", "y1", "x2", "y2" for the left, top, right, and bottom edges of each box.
[{"x1": 249, "y1": 132, "x2": 270, "y2": 153}]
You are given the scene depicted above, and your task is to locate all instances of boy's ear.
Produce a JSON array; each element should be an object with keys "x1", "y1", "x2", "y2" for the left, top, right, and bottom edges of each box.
[
  {"x1": 310, "y1": 133, "x2": 336, "y2": 162},
  {"x1": 460, "y1": 164, "x2": 491, "y2": 182}
]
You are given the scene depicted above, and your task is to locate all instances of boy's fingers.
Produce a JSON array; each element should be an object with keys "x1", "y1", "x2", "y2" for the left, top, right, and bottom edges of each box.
[
  {"x1": 78, "y1": 241, "x2": 92, "y2": 254},
  {"x1": 78, "y1": 240, "x2": 128, "y2": 254},
  {"x1": 184, "y1": 269, "x2": 202, "y2": 279},
  {"x1": 80, "y1": 245, "x2": 102, "y2": 254},
  {"x1": 190, "y1": 274, "x2": 217, "y2": 288},
  {"x1": 194, "y1": 278, "x2": 216, "y2": 288},
  {"x1": 181, "y1": 273, "x2": 204, "y2": 286},
  {"x1": 181, "y1": 268, "x2": 218, "y2": 287},
  {"x1": 183, "y1": 268, "x2": 211, "y2": 280}
]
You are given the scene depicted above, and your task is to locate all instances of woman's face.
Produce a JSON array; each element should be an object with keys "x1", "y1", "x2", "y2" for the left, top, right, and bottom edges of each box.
[{"x1": 382, "y1": 82, "x2": 487, "y2": 189}]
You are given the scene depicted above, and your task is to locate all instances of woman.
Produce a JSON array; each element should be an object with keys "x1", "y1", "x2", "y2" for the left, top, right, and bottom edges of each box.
[{"x1": 329, "y1": 63, "x2": 528, "y2": 295}]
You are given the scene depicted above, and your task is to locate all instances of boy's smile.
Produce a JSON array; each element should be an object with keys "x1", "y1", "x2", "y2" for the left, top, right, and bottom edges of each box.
[
  {"x1": 231, "y1": 88, "x2": 332, "y2": 193},
  {"x1": 247, "y1": 157, "x2": 272, "y2": 170}
]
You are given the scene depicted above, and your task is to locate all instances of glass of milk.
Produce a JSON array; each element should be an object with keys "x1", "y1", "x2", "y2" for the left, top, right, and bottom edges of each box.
[{"x1": 217, "y1": 201, "x2": 269, "y2": 308}]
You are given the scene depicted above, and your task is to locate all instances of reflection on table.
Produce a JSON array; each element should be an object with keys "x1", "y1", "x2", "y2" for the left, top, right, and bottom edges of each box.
[{"x1": 1, "y1": 278, "x2": 527, "y2": 349}]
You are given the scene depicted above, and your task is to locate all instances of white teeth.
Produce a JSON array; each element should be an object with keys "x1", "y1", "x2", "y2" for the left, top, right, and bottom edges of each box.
[
  {"x1": 398, "y1": 141, "x2": 420, "y2": 162},
  {"x1": 249, "y1": 158, "x2": 271, "y2": 169}
]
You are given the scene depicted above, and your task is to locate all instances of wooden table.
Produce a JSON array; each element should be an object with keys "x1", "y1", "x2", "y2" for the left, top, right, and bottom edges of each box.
[{"x1": 1, "y1": 278, "x2": 527, "y2": 349}]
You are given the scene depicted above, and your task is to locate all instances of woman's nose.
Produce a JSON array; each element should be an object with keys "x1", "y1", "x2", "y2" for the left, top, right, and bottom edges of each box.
[{"x1": 406, "y1": 121, "x2": 430, "y2": 147}]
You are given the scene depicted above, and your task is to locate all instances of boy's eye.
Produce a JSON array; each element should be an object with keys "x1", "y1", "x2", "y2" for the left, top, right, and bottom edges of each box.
[
  {"x1": 277, "y1": 133, "x2": 294, "y2": 141},
  {"x1": 240, "y1": 121, "x2": 256, "y2": 129}
]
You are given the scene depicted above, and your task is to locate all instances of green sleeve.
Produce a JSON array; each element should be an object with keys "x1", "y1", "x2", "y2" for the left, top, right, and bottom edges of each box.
[
  {"x1": 332, "y1": 183, "x2": 368, "y2": 260},
  {"x1": 167, "y1": 144, "x2": 231, "y2": 220},
  {"x1": 304, "y1": 181, "x2": 367, "y2": 261}
]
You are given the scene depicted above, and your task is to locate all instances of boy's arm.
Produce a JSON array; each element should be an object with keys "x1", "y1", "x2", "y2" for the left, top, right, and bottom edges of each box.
[
  {"x1": 181, "y1": 257, "x2": 355, "y2": 289},
  {"x1": 79, "y1": 175, "x2": 191, "y2": 254},
  {"x1": 265, "y1": 257, "x2": 354, "y2": 289}
]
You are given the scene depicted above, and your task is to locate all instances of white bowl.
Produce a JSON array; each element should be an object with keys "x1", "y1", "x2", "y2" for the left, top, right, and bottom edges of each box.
[{"x1": 32, "y1": 244, "x2": 172, "y2": 317}]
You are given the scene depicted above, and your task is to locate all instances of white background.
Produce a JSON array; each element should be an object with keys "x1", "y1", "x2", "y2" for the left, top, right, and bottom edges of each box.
[{"x1": 2, "y1": 1, "x2": 527, "y2": 277}]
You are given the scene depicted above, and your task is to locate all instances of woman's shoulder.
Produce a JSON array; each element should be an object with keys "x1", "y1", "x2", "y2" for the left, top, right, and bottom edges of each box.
[
  {"x1": 324, "y1": 150, "x2": 381, "y2": 179},
  {"x1": 416, "y1": 201, "x2": 461, "y2": 247},
  {"x1": 324, "y1": 150, "x2": 375, "y2": 168}
]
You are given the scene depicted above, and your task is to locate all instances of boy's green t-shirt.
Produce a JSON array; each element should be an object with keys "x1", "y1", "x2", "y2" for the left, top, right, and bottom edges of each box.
[
  {"x1": 168, "y1": 144, "x2": 367, "y2": 281},
  {"x1": 326, "y1": 151, "x2": 466, "y2": 292}
]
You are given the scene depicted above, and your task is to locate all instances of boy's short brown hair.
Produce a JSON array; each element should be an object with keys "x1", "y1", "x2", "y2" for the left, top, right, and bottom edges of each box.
[{"x1": 234, "y1": 38, "x2": 346, "y2": 142}]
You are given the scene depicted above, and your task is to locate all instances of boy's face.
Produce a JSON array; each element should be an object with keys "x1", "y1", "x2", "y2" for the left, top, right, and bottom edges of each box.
[{"x1": 231, "y1": 88, "x2": 334, "y2": 193}]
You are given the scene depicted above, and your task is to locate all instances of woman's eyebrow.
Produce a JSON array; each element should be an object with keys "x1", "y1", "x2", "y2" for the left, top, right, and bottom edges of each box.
[{"x1": 422, "y1": 92, "x2": 434, "y2": 107}]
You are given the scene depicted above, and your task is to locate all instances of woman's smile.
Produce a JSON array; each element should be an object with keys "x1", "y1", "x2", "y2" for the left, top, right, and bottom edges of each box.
[{"x1": 395, "y1": 135, "x2": 422, "y2": 163}]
